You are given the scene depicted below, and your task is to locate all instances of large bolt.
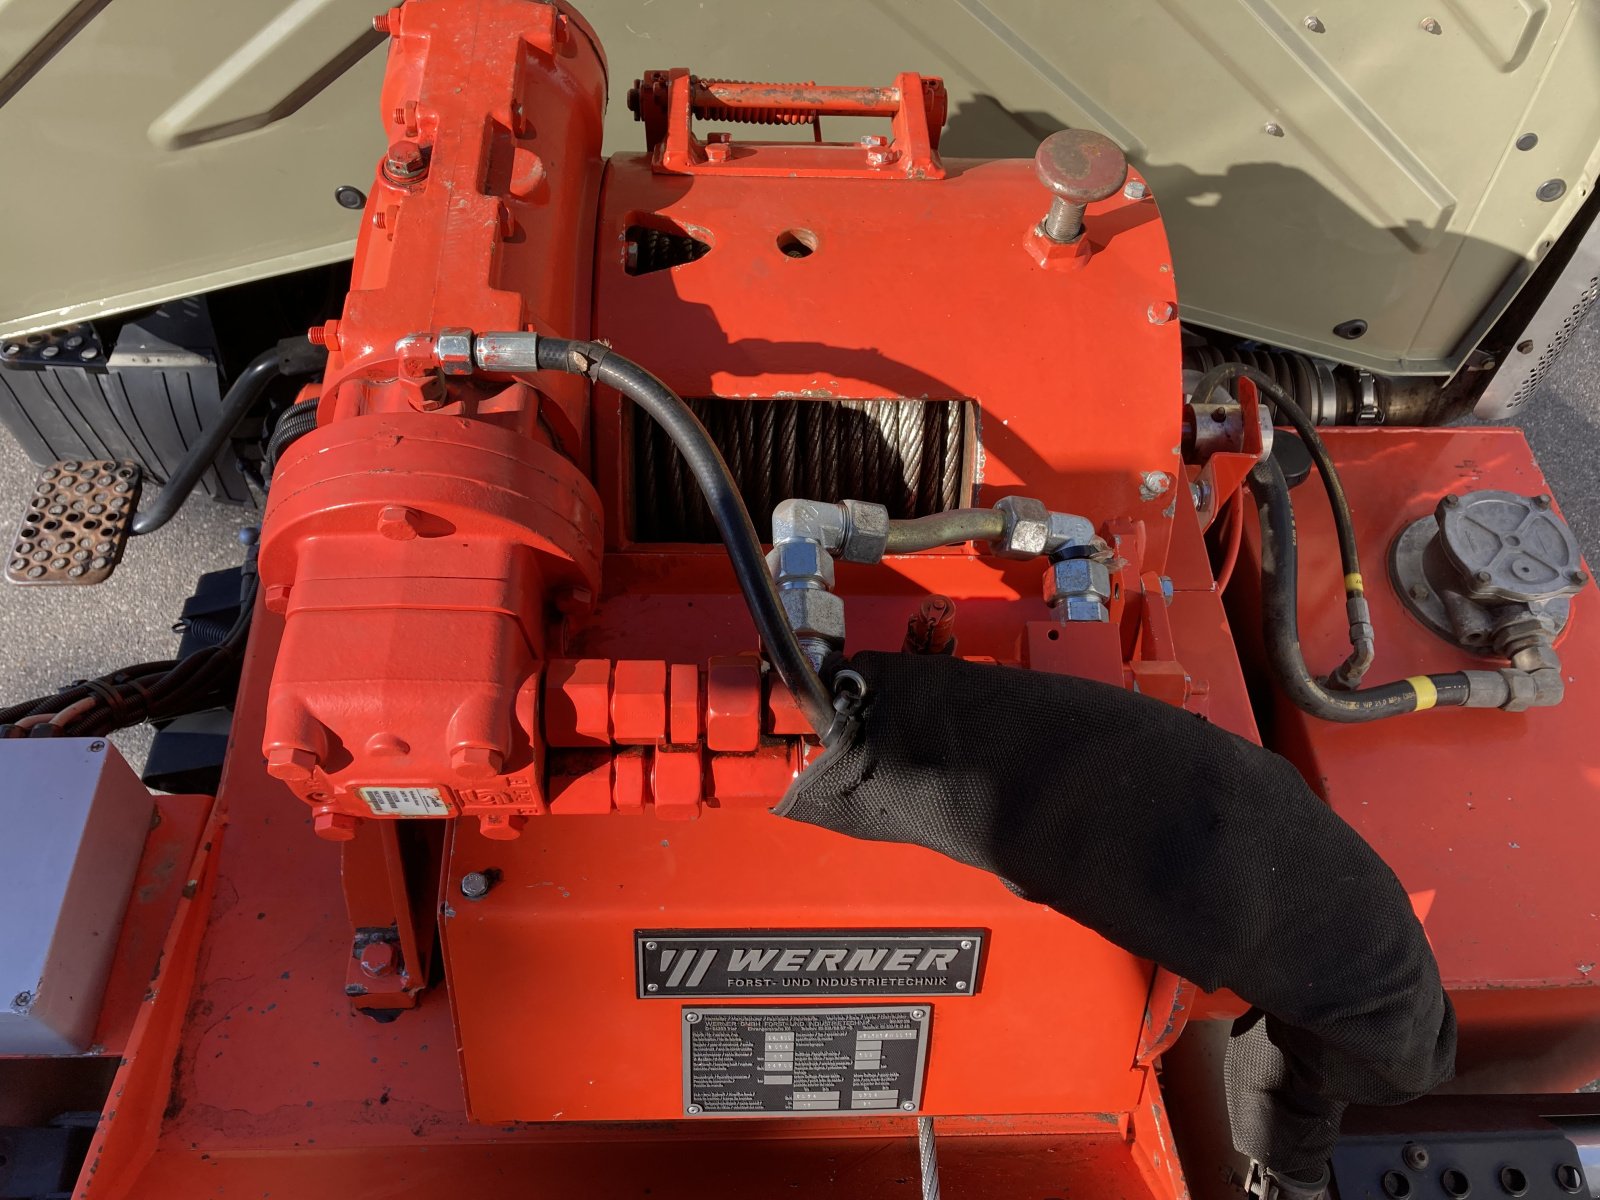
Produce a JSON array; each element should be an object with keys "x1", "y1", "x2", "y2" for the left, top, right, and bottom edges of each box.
[
  {"x1": 359, "y1": 941, "x2": 397, "y2": 978},
  {"x1": 383, "y1": 139, "x2": 428, "y2": 183},
  {"x1": 1034, "y1": 129, "x2": 1128, "y2": 243}
]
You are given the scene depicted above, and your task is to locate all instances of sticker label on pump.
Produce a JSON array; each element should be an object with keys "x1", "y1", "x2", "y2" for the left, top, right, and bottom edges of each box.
[
  {"x1": 357, "y1": 786, "x2": 451, "y2": 817},
  {"x1": 682, "y1": 1005, "x2": 931, "y2": 1116}
]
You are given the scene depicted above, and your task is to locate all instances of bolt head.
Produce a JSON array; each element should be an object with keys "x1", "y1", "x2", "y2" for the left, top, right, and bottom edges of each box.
[
  {"x1": 1263, "y1": 122, "x2": 1285, "y2": 137},
  {"x1": 1140, "y1": 470, "x2": 1172, "y2": 500},
  {"x1": 1034, "y1": 129, "x2": 1128, "y2": 204},
  {"x1": 902, "y1": 1101, "x2": 916, "y2": 1111},
  {"x1": 312, "y1": 811, "x2": 360, "y2": 842},
  {"x1": 1402, "y1": 1143, "x2": 1429, "y2": 1171},
  {"x1": 460, "y1": 871, "x2": 494, "y2": 900},
  {"x1": 1123, "y1": 179, "x2": 1149, "y2": 200},
  {"x1": 865, "y1": 145, "x2": 900, "y2": 168},
  {"x1": 452, "y1": 744, "x2": 504, "y2": 778},
  {"x1": 686, "y1": 1104, "x2": 702, "y2": 1114},
  {"x1": 383, "y1": 139, "x2": 427, "y2": 181},
  {"x1": 1420, "y1": 17, "x2": 1442, "y2": 33},
  {"x1": 703, "y1": 140, "x2": 731, "y2": 164},
  {"x1": 266, "y1": 746, "x2": 319, "y2": 781},
  {"x1": 1304, "y1": 15, "x2": 1325, "y2": 32},
  {"x1": 359, "y1": 941, "x2": 397, "y2": 978}
]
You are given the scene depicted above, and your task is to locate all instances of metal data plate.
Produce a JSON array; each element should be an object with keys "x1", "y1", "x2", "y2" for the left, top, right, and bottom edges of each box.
[
  {"x1": 681, "y1": 1006, "x2": 931, "y2": 1117},
  {"x1": 637, "y1": 930, "x2": 984, "y2": 998},
  {"x1": 8, "y1": 459, "x2": 140, "y2": 585}
]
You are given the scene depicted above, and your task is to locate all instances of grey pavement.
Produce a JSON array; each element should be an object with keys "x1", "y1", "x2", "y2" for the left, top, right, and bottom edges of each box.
[{"x1": 0, "y1": 311, "x2": 1596, "y2": 776}]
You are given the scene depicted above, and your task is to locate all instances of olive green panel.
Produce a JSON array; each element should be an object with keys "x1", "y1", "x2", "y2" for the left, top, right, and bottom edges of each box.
[
  {"x1": 0, "y1": 0, "x2": 389, "y2": 341},
  {"x1": 2, "y1": 0, "x2": 1598, "y2": 377}
]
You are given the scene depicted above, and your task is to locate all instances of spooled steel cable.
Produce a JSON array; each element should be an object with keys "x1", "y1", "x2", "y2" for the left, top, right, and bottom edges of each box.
[{"x1": 529, "y1": 336, "x2": 839, "y2": 743}]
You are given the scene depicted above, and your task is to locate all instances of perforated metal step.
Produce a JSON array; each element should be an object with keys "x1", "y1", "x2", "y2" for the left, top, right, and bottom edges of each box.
[{"x1": 7, "y1": 459, "x2": 141, "y2": 585}]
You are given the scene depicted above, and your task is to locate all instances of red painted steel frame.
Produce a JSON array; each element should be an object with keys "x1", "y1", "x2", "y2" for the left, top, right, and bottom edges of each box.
[{"x1": 72, "y1": 623, "x2": 1189, "y2": 1200}]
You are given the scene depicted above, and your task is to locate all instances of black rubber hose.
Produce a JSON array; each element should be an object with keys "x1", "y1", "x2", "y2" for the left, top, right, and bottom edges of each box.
[
  {"x1": 1194, "y1": 360, "x2": 1378, "y2": 688},
  {"x1": 885, "y1": 509, "x2": 1007, "y2": 554},
  {"x1": 1251, "y1": 456, "x2": 1469, "y2": 721},
  {"x1": 1192, "y1": 361, "x2": 1360, "y2": 573},
  {"x1": 131, "y1": 338, "x2": 326, "y2": 536},
  {"x1": 535, "y1": 338, "x2": 837, "y2": 742}
]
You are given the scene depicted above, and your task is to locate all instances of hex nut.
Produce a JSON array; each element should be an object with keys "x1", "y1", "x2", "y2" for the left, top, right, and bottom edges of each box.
[
  {"x1": 839, "y1": 499, "x2": 890, "y2": 563},
  {"x1": 1044, "y1": 557, "x2": 1113, "y2": 606},
  {"x1": 1043, "y1": 511, "x2": 1097, "y2": 556},
  {"x1": 767, "y1": 540, "x2": 836, "y2": 589},
  {"x1": 435, "y1": 328, "x2": 475, "y2": 375},
  {"x1": 1061, "y1": 596, "x2": 1110, "y2": 623},
  {"x1": 778, "y1": 587, "x2": 845, "y2": 647},
  {"x1": 993, "y1": 496, "x2": 1051, "y2": 559}
]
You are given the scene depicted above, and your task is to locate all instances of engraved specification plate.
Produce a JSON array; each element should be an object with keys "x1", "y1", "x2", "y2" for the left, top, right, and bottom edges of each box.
[{"x1": 682, "y1": 1006, "x2": 931, "y2": 1117}]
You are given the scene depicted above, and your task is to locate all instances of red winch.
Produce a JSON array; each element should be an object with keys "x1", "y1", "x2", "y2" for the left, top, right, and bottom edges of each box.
[{"x1": 11, "y1": 2, "x2": 1593, "y2": 1198}]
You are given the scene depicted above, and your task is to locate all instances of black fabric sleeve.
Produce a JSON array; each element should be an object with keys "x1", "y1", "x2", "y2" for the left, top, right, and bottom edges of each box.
[{"x1": 776, "y1": 651, "x2": 1455, "y2": 1173}]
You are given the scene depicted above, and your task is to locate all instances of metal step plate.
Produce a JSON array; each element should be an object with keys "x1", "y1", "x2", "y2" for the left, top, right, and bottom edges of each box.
[{"x1": 8, "y1": 459, "x2": 141, "y2": 585}]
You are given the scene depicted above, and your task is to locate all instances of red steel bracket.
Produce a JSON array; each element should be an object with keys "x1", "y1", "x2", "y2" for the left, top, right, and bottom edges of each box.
[{"x1": 631, "y1": 68, "x2": 947, "y2": 179}]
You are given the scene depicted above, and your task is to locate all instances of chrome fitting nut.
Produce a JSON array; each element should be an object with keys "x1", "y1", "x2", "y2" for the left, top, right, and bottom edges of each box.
[
  {"x1": 1044, "y1": 557, "x2": 1113, "y2": 607},
  {"x1": 1060, "y1": 595, "x2": 1110, "y2": 623},
  {"x1": 993, "y1": 496, "x2": 1051, "y2": 559},
  {"x1": 771, "y1": 499, "x2": 847, "y2": 550},
  {"x1": 1042, "y1": 511, "x2": 1097, "y2": 556},
  {"x1": 434, "y1": 328, "x2": 475, "y2": 375},
  {"x1": 767, "y1": 540, "x2": 836, "y2": 589},
  {"x1": 778, "y1": 587, "x2": 845, "y2": 647},
  {"x1": 839, "y1": 499, "x2": 890, "y2": 564}
]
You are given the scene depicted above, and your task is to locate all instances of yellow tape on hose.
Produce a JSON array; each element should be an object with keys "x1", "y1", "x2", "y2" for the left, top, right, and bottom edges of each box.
[{"x1": 1407, "y1": 675, "x2": 1438, "y2": 711}]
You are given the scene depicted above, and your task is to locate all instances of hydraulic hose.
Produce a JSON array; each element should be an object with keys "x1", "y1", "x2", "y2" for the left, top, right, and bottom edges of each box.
[
  {"x1": 1193, "y1": 360, "x2": 1373, "y2": 688},
  {"x1": 131, "y1": 337, "x2": 327, "y2": 536},
  {"x1": 265, "y1": 398, "x2": 320, "y2": 475},
  {"x1": 533, "y1": 337, "x2": 838, "y2": 742},
  {"x1": 884, "y1": 509, "x2": 1007, "y2": 554},
  {"x1": 1251, "y1": 456, "x2": 1470, "y2": 721}
]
